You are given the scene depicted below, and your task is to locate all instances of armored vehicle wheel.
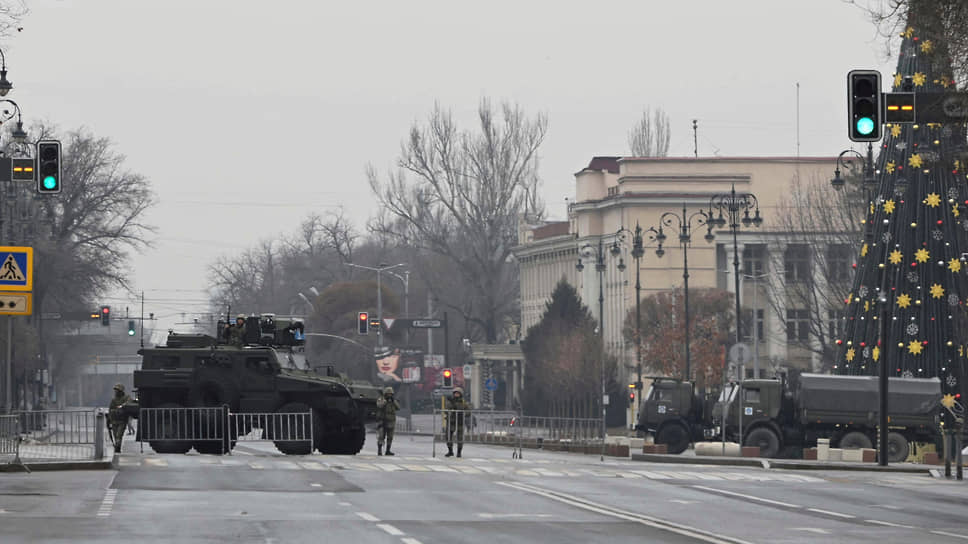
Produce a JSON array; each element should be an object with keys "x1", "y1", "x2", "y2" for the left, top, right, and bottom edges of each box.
[
  {"x1": 886, "y1": 432, "x2": 910, "y2": 463},
  {"x1": 656, "y1": 422, "x2": 690, "y2": 454},
  {"x1": 273, "y1": 402, "x2": 314, "y2": 455},
  {"x1": 147, "y1": 403, "x2": 193, "y2": 454},
  {"x1": 323, "y1": 427, "x2": 365, "y2": 455},
  {"x1": 838, "y1": 431, "x2": 873, "y2": 450},
  {"x1": 744, "y1": 427, "x2": 780, "y2": 458}
]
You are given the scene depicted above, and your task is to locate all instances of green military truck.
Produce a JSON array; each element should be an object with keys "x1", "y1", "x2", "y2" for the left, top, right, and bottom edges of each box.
[
  {"x1": 133, "y1": 314, "x2": 382, "y2": 455},
  {"x1": 638, "y1": 373, "x2": 941, "y2": 460}
]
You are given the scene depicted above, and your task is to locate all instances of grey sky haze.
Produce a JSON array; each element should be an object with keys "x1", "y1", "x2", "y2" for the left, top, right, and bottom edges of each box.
[{"x1": 8, "y1": 0, "x2": 896, "y2": 327}]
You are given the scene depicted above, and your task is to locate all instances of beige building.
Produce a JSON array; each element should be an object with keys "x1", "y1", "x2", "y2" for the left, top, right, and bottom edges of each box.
[{"x1": 514, "y1": 155, "x2": 842, "y2": 389}]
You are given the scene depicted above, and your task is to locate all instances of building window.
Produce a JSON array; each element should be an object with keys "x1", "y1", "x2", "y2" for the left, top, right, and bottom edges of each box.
[
  {"x1": 827, "y1": 309, "x2": 844, "y2": 340},
  {"x1": 784, "y1": 244, "x2": 811, "y2": 283},
  {"x1": 786, "y1": 309, "x2": 810, "y2": 342},
  {"x1": 827, "y1": 244, "x2": 853, "y2": 282},
  {"x1": 743, "y1": 244, "x2": 766, "y2": 276},
  {"x1": 741, "y1": 309, "x2": 765, "y2": 343}
]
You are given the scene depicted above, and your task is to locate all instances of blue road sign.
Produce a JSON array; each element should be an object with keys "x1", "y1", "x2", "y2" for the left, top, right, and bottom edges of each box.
[
  {"x1": 0, "y1": 246, "x2": 32, "y2": 292},
  {"x1": 484, "y1": 377, "x2": 498, "y2": 391}
]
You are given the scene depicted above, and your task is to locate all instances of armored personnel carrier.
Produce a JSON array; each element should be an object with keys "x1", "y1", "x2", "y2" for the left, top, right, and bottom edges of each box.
[{"x1": 133, "y1": 314, "x2": 381, "y2": 455}]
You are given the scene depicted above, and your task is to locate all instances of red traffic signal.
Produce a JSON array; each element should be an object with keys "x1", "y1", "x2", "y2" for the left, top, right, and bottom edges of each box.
[
  {"x1": 358, "y1": 312, "x2": 369, "y2": 335},
  {"x1": 442, "y1": 368, "x2": 453, "y2": 387},
  {"x1": 100, "y1": 306, "x2": 110, "y2": 326}
]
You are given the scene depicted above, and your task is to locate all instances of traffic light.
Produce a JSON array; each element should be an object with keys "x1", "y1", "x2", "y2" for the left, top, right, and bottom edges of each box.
[
  {"x1": 442, "y1": 368, "x2": 453, "y2": 388},
  {"x1": 358, "y1": 312, "x2": 369, "y2": 334},
  {"x1": 628, "y1": 383, "x2": 636, "y2": 402},
  {"x1": 127, "y1": 320, "x2": 136, "y2": 336},
  {"x1": 848, "y1": 70, "x2": 882, "y2": 142},
  {"x1": 36, "y1": 140, "x2": 62, "y2": 194},
  {"x1": 369, "y1": 318, "x2": 381, "y2": 331},
  {"x1": 100, "y1": 306, "x2": 110, "y2": 326}
]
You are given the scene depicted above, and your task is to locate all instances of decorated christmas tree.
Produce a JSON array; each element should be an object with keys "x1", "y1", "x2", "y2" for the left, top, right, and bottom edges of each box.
[{"x1": 835, "y1": 16, "x2": 968, "y2": 407}]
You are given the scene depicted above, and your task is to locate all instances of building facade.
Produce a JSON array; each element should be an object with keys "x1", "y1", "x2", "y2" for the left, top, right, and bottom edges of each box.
[{"x1": 514, "y1": 155, "x2": 844, "y2": 390}]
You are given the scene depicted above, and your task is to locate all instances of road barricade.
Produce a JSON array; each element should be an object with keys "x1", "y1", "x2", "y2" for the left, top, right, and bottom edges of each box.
[
  {"x1": 511, "y1": 415, "x2": 604, "y2": 454},
  {"x1": 433, "y1": 409, "x2": 521, "y2": 458},
  {"x1": 3, "y1": 409, "x2": 108, "y2": 464},
  {"x1": 138, "y1": 406, "x2": 313, "y2": 455}
]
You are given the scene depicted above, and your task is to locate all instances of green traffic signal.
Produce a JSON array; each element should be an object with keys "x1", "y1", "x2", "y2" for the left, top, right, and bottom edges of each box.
[
  {"x1": 127, "y1": 320, "x2": 136, "y2": 336},
  {"x1": 855, "y1": 117, "x2": 875, "y2": 136},
  {"x1": 42, "y1": 175, "x2": 57, "y2": 190}
]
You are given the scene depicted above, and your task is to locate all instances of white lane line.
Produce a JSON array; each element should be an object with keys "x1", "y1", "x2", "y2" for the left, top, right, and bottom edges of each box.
[
  {"x1": 310, "y1": 483, "x2": 322, "y2": 487},
  {"x1": 692, "y1": 486, "x2": 801, "y2": 509},
  {"x1": 807, "y1": 508, "x2": 854, "y2": 519},
  {"x1": 866, "y1": 520, "x2": 914, "y2": 529},
  {"x1": 355, "y1": 512, "x2": 380, "y2": 522},
  {"x1": 401, "y1": 538, "x2": 423, "y2": 544},
  {"x1": 338, "y1": 502, "x2": 352, "y2": 506},
  {"x1": 932, "y1": 530, "x2": 968, "y2": 540},
  {"x1": 376, "y1": 524, "x2": 404, "y2": 536},
  {"x1": 792, "y1": 528, "x2": 829, "y2": 535},
  {"x1": 500, "y1": 481, "x2": 753, "y2": 544},
  {"x1": 97, "y1": 489, "x2": 118, "y2": 517}
]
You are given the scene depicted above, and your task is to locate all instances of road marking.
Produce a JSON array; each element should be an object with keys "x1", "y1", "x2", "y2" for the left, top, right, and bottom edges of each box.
[
  {"x1": 866, "y1": 520, "x2": 914, "y2": 528},
  {"x1": 356, "y1": 512, "x2": 380, "y2": 522},
  {"x1": 338, "y1": 502, "x2": 352, "y2": 506},
  {"x1": 692, "y1": 486, "x2": 801, "y2": 509},
  {"x1": 323, "y1": 492, "x2": 334, "y2": 496},
  {"x1": 376, "y1": 524, "x2": 404, "y2": 536},
  {"x1": 144, "y1": 458, "x2": 167, "y2": 467},
  {"x1": 792, "y1": 528, "x2": 829, "y2": 535},
  {"x1": 310, "y1": 483, "x2": 321, "y2": 488},
  {"x1": 299, "y1": 462, "x2": 326, "y2": 470},
  {"x1": 932, "y1": 530, "x2": 968, "y2": 540},
  {"x1": 401, "y1": 538, "x2": 423, "y2": 544},
  {"x1": 478, "y1": 513, "x2": 555, "y2": 519},
  {"x1": 807, "y1": 508, "x2": 854, "y2": 519},
  {"x1": 248, "y1": 462, "x2": 264, "y2": 470},
  {"x1": 670, "y1": 500, "x2": 700, "y2": 505},
  {"x1": 869, "y1": 504, "x2": 901, "y2": 510},
  {"x1": 401, "y1": 464, "x2": 431, "y2": 472},
  {"x1": 376, "y1": 464, "x2": 404, "y2": 472},
  {"x1": 97, "y1": 489, "x2": 118, "y2": 518},
  {"x1": 500, "y1": 481, "x2": 753, "y2": 544}
]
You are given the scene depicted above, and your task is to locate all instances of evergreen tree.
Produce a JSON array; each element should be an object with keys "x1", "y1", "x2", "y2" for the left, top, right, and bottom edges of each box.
[{"x1": 835, "y1": 13, "x2": 968, "y2": 406}]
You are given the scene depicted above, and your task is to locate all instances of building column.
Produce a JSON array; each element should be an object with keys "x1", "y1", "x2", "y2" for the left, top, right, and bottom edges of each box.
[{"x1": 766, "y1": 241, "x2": 789, "y2": 366}]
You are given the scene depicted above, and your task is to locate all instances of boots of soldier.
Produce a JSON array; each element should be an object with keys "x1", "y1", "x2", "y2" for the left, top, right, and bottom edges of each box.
[
  {"x1": 457, "y1": 445, "x2": 462, "y2": 458},
  {"x1": 378, "y1": 444, "x2": 383, "y2": 456},
  {"x1": 445, "y1": 444, "x2": 454, "y2": 457},
  {"x1": 385, "y1": 440, "x2": 394, "y2": 455}
]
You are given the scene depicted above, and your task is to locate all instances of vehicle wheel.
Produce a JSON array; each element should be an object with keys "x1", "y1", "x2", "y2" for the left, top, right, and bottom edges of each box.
[
  {"x1": 147, "y1": 403, "x2": 193, "y2": 454},
  {"x1": 329, "y1": 427, "x2": 365, "y2": 455},
  {"x1": 273, "y1": 402, "x2": 313, "y2": 455},
  {"x1": 886, "y1": 432, "x2": 910, "y2": 463},
  {"x1": 838, "y1": 431, "x2": 873, "y2": 450},
  {"x1": 744, "y1": 427, "x2": 781, "y2": 458},
  {"x1": 656, "y1": 422, "x2": 690, "y2": 454}
]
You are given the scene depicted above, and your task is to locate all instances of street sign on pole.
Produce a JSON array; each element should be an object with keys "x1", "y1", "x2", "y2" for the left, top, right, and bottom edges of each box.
[
  {"x1": 728, "y1": 342, "x2": 751, "y2": 364},
  {"x1": 410, "y1": 319, "x2": 443, "y2": 329},
  {"x1": 484, "y1": 377, "x2": 498, "y2": 391},
  {"x1": 0, "y1": 246, "x2": 32, "y2": 292},
  {"x1": 0, "y1": 291, "x2": 31, "y2": 316}
]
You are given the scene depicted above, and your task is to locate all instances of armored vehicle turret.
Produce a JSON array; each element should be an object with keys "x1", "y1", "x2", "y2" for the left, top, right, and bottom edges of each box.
[{"x1": 133, "y1": 314, "x2": 381, "y2": 455}]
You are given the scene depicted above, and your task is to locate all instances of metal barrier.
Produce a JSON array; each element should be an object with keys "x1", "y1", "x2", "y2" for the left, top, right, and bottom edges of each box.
[
  {"x1": 138, "y1": 406, "x2": 313, "y2": 455},
  {"x1": 2, "y1": 409, "x2": 108, "y2": 464},
  {"x1": 433, "y1": 409, "x2": 522, "y2": 458},
  {"x1": 511, "y1": 415, "x2": 604, "y2": 447}
]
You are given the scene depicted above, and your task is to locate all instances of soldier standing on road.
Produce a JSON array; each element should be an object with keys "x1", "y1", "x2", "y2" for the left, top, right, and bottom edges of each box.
[
  {"x1": 376, "y1": 386, "x2": 400, "y2": 456},
  {"x1": 445, "y1": 387, "x2": 470, "y2": 458},
  {"x1": 108, "y1": 384, "x2": 132, "y2": 453}
]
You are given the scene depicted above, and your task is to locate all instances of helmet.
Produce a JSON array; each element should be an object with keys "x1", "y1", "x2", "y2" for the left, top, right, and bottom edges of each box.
[
  {"x1": 236, "y1": 314, "x2": 246, "y2": 321},
  {"x1": 383, "y1": 386, "x2": 394, "y2": 395},
  {"x1": 113, "y1": 383, "x2": 125, "y2": 392},
  {"x1": 453, "y1": 387, "x2": 464, "y2": 396}
]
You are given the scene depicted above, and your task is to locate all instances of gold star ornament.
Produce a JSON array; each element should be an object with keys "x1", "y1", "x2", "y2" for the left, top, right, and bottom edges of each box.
[
  {"x1": 861, "y1": 243, "x2": 869, "y2": 257},
  {"x1": 891, "y1": 124, "x2": 902, "y2": 138},
  {"x1": 846, "y1": 348, "x2": 856, "y2": 362},
  {"x1": 921, "y1": 40, "x2": 934, "y2": 53},
  {"x1": 942, "y1": 394, "x2": 957, "y2": 409},
  {"x1": 908, "y1": 341, "x2": 923, "y2": 355},
  {"x1": 897, "y1": 293, "x2": 912, "y2": 309},
  {"x1": 915, "y1": 248, "x2": 930, "y2": 263},
  {"x1": 926, "y1": 193, "x2": 941, "y2": 207},
  {"x1": 931, "y1": 283, "x2": 945, "y2": 299},
  {"x1": 912, "y1": 72, "x2": 927, "y2": 87},
  {"x1": 889, "y1": 250, "x2": 903, "y2": 265},
  {"x1": 909, "y1": 154, "x2": 923, "y2": 168},
  {"x1": 950, "y1": 258, "x2": 962, "y2": 273},
  {"x1": 872, "y1": 345, "x2": 880, "y2": 362},
  {"x1": 894, "y1": 73, "x2": 903, "y2": 88},
  {"x1": 884, "y1": 199, "x2": 896, "y2": 214},
  {"x1": 903, "y1": 26, "x2": 914, "y2": 38}
]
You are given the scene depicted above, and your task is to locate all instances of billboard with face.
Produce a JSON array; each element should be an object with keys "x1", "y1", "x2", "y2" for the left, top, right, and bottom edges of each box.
[{"x1": 375, "y1": 346, "x2": 424, "y2": 383}]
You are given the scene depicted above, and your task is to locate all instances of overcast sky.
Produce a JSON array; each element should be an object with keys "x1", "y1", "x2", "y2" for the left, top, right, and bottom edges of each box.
[{"x1": 9, "y1": 0, "x2": 896, "y2": 327}]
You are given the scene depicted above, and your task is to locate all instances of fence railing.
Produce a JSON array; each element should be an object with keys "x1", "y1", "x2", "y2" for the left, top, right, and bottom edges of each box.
[
  {"x1": 511, "y1": 415, "x2": 604, "y2": 446},
  {"x1": 1, "y1": 409, "x2": 108, "y2": 466},
  {"x1": 138, "y1": 406, "x2": 313, "y2": 455}
]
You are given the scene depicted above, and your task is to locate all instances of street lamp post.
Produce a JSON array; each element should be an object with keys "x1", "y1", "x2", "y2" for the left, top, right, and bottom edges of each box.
[
  {"x1": 344, "y1": 262, "x2": 407, "y2": 347},
  {"x1": 650, "y1": 204, "x2": 711, "y2": 382},
  {"x1": 577, "y1": 238, "x2": 616, "y2": 461},
  {"x1": 610, "y1": 224, "x2": 645, "y2": 393},
  {"x1": 706, "y1": 185, "x2": 763, "y2": 351}
]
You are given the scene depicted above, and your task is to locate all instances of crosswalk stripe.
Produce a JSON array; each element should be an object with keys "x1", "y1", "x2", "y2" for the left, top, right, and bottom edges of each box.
[
  {"x1": 298, "y1": 462, "x2": 327, "y2": 470},
  {"x1": 454, "y1": 466, "x2": 482, "y2": 474},
  {"x1": 401, "y1": 464, "x2": 431, "y2": 472},
  {"x1": 376, "y1": 464, "x2": 404, "y2": 472}
]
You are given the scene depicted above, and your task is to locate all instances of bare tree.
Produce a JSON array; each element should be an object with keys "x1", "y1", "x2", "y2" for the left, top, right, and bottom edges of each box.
[
  {"x1": 627, "y1": 107, "x2": 671, "y2": 157},
  {"x1": 368, "y1": 99, "x2": 547, "y2": 342}
]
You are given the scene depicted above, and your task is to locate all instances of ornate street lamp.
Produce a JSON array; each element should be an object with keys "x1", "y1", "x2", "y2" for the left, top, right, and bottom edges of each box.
[
  {"x1": 610, "y1": 223, "x2": 645, "y2": 392},
  {"x1": 650, "y1": 205, "x2": 710, "y2": 381}
]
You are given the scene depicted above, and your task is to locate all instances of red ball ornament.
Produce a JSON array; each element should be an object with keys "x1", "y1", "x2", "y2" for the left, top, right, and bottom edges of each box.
[
  {"x1": 836, "y1": 339, "x2": 843, "y2": 345},
  {"x1": 860, "y1": 342, "x2": 866, "y2": 347},
  {"x1": 938, "y1": 220, "x2": 944, "y2": 225}
]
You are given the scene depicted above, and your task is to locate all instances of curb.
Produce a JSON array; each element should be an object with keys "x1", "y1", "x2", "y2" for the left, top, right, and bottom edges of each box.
[
  {"x1": 630, "y1": 453, "x2": 934, "y2": 473},
  {"x1": 0, "y1": 458, "x2": 114, "y2": 472}
]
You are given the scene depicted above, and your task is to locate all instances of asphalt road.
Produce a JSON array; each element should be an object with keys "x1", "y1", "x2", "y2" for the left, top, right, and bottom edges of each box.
[{"x1": 1, "y1": 431, "x2": 967, "y2": 543}]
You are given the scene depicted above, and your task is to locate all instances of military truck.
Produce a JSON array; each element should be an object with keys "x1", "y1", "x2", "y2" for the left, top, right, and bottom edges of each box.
[
  {"x1": 133, "y1": 314, "x2": 382, "y2": 455},
  {"x1": 639, "y1": 373, "x2": 941, "y2": 461},
  {"x1": 635, "y1": 378, "x2": 718, "y2": 454}
]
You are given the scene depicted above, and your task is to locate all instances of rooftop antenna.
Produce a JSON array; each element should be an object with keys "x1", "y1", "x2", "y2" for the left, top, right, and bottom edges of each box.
[
  {"x1": 692, "y1": 119, "x2": 698, "y2": 158},
  {"x1": 796, "y1": 82, "x2": 801, "y2": 159}
]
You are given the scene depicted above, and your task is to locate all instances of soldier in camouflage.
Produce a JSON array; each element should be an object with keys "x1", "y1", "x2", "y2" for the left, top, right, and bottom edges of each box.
[
  {"x1": 376, "y1": 386, "x2": 400, "y2": 456},
  {"x1": 224, "y1": 315, "x2": 247, "y2": 346},
  {"x1": 445, "y1": 387, "x2": 470, "y2": 457},
  {"x1": 108, "y1": 384, "x2": 132, "y2": 453}
]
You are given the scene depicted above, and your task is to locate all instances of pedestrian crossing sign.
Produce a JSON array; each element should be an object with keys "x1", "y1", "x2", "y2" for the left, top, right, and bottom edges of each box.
[{"x1": 0, "y1": 246, "x2": 32, "y2": 291}]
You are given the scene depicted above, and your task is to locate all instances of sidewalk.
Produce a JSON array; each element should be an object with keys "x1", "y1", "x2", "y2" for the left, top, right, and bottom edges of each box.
[{"x1": 630, "y1": 451, "x2": 939, "y2": 473}]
